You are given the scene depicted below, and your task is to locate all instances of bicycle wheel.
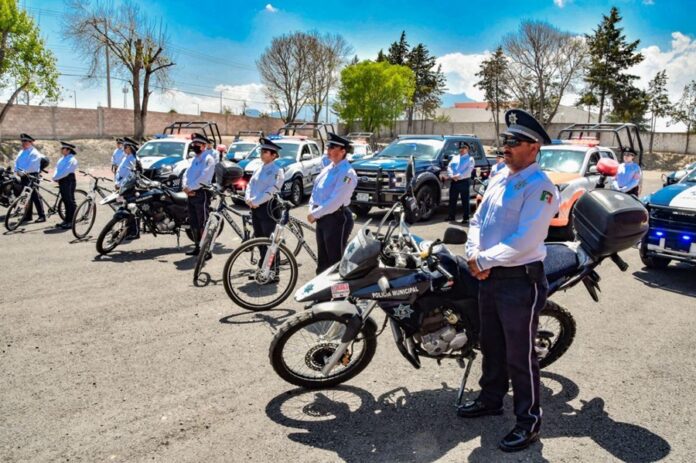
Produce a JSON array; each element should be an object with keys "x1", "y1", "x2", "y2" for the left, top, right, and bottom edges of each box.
[
  {"x1": 4, "y1": 194, "x2": 30, "y2": 231},
  {"x1": 72, "y1": 198, "x2": 96, "y2": 239},
  {"x1": 58, "y1": 189, "x2": 88, "y2": 221},
  {"x1": 222, "y1": 237, "x2": 298, "y2": 311},
  {"x1": 96, "y1": 216, "x2": 129, "y2": 254},
  {"x1": 193, "y1": 215, "x2": 220, "y2": 285}
]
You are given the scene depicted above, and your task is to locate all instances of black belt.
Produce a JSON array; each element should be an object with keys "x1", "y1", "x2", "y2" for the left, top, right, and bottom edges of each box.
[{"x1": 488, "y1": 261, "x2": 543, "y2": 280}]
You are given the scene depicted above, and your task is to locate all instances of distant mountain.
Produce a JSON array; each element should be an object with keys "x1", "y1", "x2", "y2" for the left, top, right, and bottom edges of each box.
[
  {"x1": 244, "y1": 108, "x2": 261, "y2": 117},
  {"x1": 440, "y1": 92, "x2": 474, "y2": 108}
]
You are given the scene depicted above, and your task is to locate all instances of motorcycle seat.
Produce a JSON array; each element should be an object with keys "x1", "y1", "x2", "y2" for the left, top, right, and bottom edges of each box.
[
  {"x1": 171, "y1": 191, "x2": 189, "y2": 206},
  {"x1": 543, "y1": 243, "x2": 581, "y2": 282}
]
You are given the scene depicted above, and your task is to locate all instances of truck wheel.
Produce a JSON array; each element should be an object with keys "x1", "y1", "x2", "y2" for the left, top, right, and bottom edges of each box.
[
  {"x1": 639, "y1": 241, "x2": 670, "y2": 269},
  {"x1": 290, "y1": 178, "x2": 303, "y2": 206},
  {"x1": 352, "y1": 204, "x2": 372, "y2": 217},
  {"x1": 406, "y1": 185, "x2": 437, "y2": 223}
]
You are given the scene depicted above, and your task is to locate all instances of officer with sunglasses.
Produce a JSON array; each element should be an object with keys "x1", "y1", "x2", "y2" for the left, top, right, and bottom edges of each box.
[{"x1": 458, "y1": 109, "x2": 559, "y2": 453}]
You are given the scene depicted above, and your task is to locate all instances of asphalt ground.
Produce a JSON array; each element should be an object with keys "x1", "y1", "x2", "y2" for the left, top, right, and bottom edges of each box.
[{"x1": 1, "y1": 170, "x2": 694, "y2": 463}]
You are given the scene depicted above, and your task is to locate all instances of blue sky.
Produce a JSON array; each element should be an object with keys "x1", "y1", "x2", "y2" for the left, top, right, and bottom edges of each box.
[{"x1": 17, "y1": 0, "x2": 696, "y2": 121}]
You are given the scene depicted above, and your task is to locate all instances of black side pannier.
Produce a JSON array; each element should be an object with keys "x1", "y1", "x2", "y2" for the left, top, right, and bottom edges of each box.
[
  {"x1": 573, "y1": 189, "x2": 648, "y2": 258},
  {"x1": 39, "y1": 157, "x2": 50, "y2": 172},
  {"x1": 215, "y1": 160, "x2": 243, "y2": 189}
]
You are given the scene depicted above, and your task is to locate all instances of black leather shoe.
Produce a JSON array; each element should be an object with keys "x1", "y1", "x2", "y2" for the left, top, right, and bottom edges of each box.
[
  {"x1": 59, "y1": 222, "x2": 72, "y2": 230},
  {"x1": 34, "y1": 216, "x2": 47, "y2": 223},
  {"x1": 446, "y1": 216, "x2": 456, "y2": 222},
  {"x1": 499, "y1": 427, "x2": 539, "y2": 452},
  {"x1": 456, "y1": 399, "x2": 503, "y2": 418},
  {"x1": 185, "y1": 247, "x2": 200, "y2": 256}
]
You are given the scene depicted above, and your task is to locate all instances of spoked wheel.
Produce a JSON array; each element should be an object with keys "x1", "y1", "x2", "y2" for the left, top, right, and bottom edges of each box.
[
  {"x1": 57, "y1": 189, "x2": 88, "y2": 221},
  {"x1": 4, "y1": 194, "x2": 30, "y2": 231},
  {"x1": 193, "y1": 215, "x2": 221, "y2": 286},
  {"x1": 222, "y1": 237, "x2": 298, "y2": 311},
  {"x1": 537, "y1": 301, "x2": 576, "y2": 368},
  {"x1": 96, "y1": 216, "x2": 130, "y2": 255},
  {"x1": 72, "y1": 198, "x2": 96, "y2": 239},
  {"x1": 270, "y1": 311, "x2": 378, "y2": 389}
]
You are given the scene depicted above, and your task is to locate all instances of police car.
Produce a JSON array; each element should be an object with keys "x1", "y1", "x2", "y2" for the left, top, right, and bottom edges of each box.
[
  {"x1": 235, "y1": 135, "x2": 323, "y2": 206},
  {"x1": 225, "y1": 131, "x2": 264, "y2": 162},
  {"x1": 537, "y1": 139, "x2": 620, "y2": 239},
  {"x1": 640, "y1": 165, "x2": 696, "y2": 268},
  {"x1": 346, "y1": 132, "x2": 375, "y2": 162}
]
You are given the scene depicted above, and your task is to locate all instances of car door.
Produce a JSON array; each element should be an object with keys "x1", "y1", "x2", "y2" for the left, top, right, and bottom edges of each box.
[
  {"x1": 582, "y1": 150, "x2": 602, "y2": 191},
  {"x1": 300, "y1": 143, "x2": 322, "y2": 189}
]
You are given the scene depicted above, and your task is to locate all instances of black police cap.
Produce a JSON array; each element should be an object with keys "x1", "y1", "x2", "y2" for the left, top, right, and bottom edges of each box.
[
  {"x1": 122, "y1": 136, "x2": 139, "y2": 150},
  {"x1": 60, "y1": 141, "x2": 77, "y2": 153},
  {"x1": 191, "y1": 132, "x2": 211, "y2": 144},
  {"x1": 502, "y1": 109, "x2": 551, "y2": 145},
  {"x1": 259, "y1": 137, "x2": 282, "y2": 153},
  {"x1": 19, "y1": 133, "x2": 35, "y2": 142},
  {"x1": 326, "y1": 132, "x2": 352, "y2": 149}
]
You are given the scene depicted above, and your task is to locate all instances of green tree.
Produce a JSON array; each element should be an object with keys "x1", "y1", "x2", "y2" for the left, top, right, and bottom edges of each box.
[
  {"x1": 646, "y1": 70, "x2": 672, "y2": 153},
  {"x1": 386, "y1": 31, "x2": 409, "y2": 66},
  {"x1": 333, "y1": 60, "x2": 415, "y2": 133},
  {"x1": 584, "y1": 7, "x2": 643, "y2": 122},
  {"x1": 0, "y1": 0, "x2": 59, "y2": 124},
  {"x1": 575, "y1": 89, "x2": 599, "y2": 122},
  {"x1": 607, "y1": 84, "x2": 649, "y2": 128},
  {"x1": 670, "y1": 80, "x2": 696, "y2": 153},
  {"x1": 475, "y1": 47, "x2": 511, "y2": 145}
]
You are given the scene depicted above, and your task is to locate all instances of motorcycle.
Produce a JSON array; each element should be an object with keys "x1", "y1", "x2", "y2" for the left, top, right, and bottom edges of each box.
[
  {"x1": 0, "y1": 166, "x2": 22, "y2": 208},
  {"x1": 269, "y1": 158, "x2": 648, "y2": 406},
  {"x1": 95, "y1": 172, "x2": 194, "y2": 255}
]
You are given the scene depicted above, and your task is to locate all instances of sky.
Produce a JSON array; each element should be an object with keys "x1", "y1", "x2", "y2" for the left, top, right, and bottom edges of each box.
[{"x1": 12, "y1": 0, "x2": 696, "y2": 130}]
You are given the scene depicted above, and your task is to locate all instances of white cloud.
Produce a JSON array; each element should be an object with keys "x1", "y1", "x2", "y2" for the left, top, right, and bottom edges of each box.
[
  {"x1": 553, "y1": 0, "x2": 569, "y2": 8},
  {"x1": 436, "y1": 52, "x2": 490, "y2": 100},
  {"x1": 215, "y1": 83, "x2": 271, "y2": 112},
  {"x1": 265, "y1": 4, "x2": 278, "y2": 13},
  {"x1": 643, "y1": 0, "x2": 655, "y2": 5}
]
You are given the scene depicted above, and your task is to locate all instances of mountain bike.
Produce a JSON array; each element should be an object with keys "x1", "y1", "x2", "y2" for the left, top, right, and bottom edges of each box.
[{"x1": 71, "y1": 170, "x2": 116, "y2": 239}]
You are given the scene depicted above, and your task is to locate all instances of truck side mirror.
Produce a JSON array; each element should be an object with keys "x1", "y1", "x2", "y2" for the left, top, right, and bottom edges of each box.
[
  {"x1": 301, "y1": 153, "x2": 312, "y2": 161},
  {"x1": 587, "y1": 165, "x2": 599, "y2": 175}
]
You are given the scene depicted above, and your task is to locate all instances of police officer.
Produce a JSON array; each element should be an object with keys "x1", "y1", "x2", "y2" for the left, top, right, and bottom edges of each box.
[
  {"x1": 308, "y1": 133, "x2": 358, "y2": 274},
  {"x1": 612, "y1": 148, "x2": 642, "y2": 196},
  {"x1": 52, "y1": 141, "x2": 79, "y2": 229},
  {"x1": 14, "y1": 133, "x2": 46, "y2": 222},
  {"x1": 183, "y1": 133, "x2": 217, "y2": 256},
  {"x1": 115, "y1": 137, "x2": 140, "y2": 239},
  {"x1": 458, "y1": 109, "x2": 560, "y2": 453},
  {"x1": 490, "y1": 150, "x2": 506, "y2": 177},
  {"x1": 446, "y1": 141, "x2": 475, "y2": 224},
  {"x1": 111, "y1": 138, "x2": 125, "y2": 175}
]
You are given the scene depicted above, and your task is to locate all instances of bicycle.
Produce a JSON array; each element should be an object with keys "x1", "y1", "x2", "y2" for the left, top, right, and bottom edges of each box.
[
  {"x1": 221, "y1": 195, "x2": 318, "y2": 311},
  {"x1": 4, "y1": 172, "x2": 87, "y2": 231},
  {"x1": 71, "y1": 170, "x2": 116, "y2": 239}
]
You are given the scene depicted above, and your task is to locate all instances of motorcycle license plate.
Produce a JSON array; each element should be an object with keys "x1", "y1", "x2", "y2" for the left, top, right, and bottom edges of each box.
[
  {"x1": 100, "y1": 192, "x2": 118, "y2": 205},
  {"x1": 356, "y1": 193, "x2": 370, "y2": 202}
]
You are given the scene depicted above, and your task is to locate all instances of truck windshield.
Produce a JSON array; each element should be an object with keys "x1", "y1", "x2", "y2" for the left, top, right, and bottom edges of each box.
[
  {"x1": 376, "y1": 139, "x2": 444, "y2": 160},
  {"x1": 681, "y1": 168, "x2": 696, "y2": 183},
  {"x1": 138, "y1": 141, "x2": 185, "y2": 158},
  {"x1": 537, "y1": 149, "x2": 586, "y2": 174}
]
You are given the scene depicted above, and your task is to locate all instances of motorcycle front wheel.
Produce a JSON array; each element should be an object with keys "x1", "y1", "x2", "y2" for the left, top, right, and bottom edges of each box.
[
  {"x1": 537, "y1": 301, "x2": 576, "y2": 368},
  {"x1": 270, "y1": 311, "x2": 377, "y2": 389},
  {"x1": 96, "y1": 216, "x2": 130, "y2": 254}
]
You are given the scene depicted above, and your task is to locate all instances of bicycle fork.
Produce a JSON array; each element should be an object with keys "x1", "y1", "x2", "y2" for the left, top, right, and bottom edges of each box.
[{"x1": 259, "y1": 224, "x2": 286, "y2": 280}]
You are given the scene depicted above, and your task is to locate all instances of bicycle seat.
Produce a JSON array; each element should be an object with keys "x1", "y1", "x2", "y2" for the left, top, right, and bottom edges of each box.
[{"x1": 171, "y1": 191, "x2": 189, "y2": 205}]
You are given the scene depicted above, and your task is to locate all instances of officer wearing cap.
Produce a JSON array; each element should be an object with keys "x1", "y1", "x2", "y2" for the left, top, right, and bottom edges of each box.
[
  {"x1": 183, "y1": 133, "x2": 217, "y2": 256},
  {"x1": 115, "y1": 137, "x2": 140, "y2": 239},
  {"x1": 445, "y1": 141, "x2": 475, "y2": 224},
  {"x1": 459, "y1": 109, "x2": 560, "y2": 453},
  {"x1": 111, "y1": 138, "x2": 125, "y2": 175},
  {"x1": 14, "y1": 133, "x2": 46, "y2": 222},
  {"x1": 308, "y1": 132, "x2": 358, "y2": 274},
  {"x1": 52, "y1": 141, "x2": 79, "y2": 229},
  {"x1": 490, "y1": 150, "x2": 506, "y2": 178},
  {"x1": 246, "y1": 137, "x2": 285, "y2": 274},
  {"x1": 612, "y1": 148, "x2": 641, "y2": 196}
]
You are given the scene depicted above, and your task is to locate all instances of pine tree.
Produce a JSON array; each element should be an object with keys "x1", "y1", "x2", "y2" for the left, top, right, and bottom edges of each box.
[
  {"x1": 405, "y1": 43, "x2": 445, "y2": 132},
  {"x1": 387, "y1": 31, "x2": 409, "y2": 66},
  {"x1": 475, "y1": 47, "x2": 511, "y2": 144},
  {"x1": 646, "y1": 70, "x2": 672, "y2": 153},
  {"x1": 376, "y1": 49, "x2": 387, "y2": 62},
  {"x1": 585, "y1": 7, "x2": 643, "y2": 122},
  {"x1": 670, "y1": 81, "x2": 696, "y2": 153}
]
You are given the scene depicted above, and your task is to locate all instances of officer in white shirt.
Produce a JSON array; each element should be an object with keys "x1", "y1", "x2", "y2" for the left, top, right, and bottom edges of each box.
[
  {"x1": 445, "y1": 142, "x2": 475, "y2": 223},
  {"x1": 612, "y1": 148, "x2": 641, "y2": 196},
  {"x1": 308, "y1": 133, "x2": 358, "y2": 274},
  {"x1": 114, "y1": 137, "x2": 138, "y2": 189},
  {"x1": 14, "y1": 133, "x2": 46, "y2": 222},
  {"x1": 458, "y1": 109, "x2": 560, "y2": 453},
  {"x1": 490, "y1": 150, "x2": 506, "y2": 177},
  {"x1": 52, "y1": 141, "x2": 79, "y2": 229},
  {"x1": 183, "y1": 133, "x2": 217, "y2": 256},
  {"x1": 111, "y1": 138, "x2": 125, "y2": 175}
]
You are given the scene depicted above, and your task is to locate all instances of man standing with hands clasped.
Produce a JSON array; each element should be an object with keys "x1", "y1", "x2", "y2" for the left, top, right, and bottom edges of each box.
[
  {"x1": 458, "y1": 109, "x2": 560, "y2": 453},
  {"x1": 445, "y1": 141, "x2": 475, "y2": 224}
]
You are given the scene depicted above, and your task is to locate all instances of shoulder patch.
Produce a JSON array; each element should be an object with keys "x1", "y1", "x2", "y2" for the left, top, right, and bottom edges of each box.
[
  {"x1": 540, "y1": 190, "x2": 554, "y2": 203},
  {"x1": 343, "y1": 176, "x2": 352, "y2": 184}
]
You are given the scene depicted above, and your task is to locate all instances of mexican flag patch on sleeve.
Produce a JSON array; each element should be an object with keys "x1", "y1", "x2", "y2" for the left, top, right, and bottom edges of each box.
[
  {"x1": 540, "y1": 190, "x2": 554, "y2": 203},
  {"x1": 343, "y1": 176, "x2": 352, "y2": 184}
]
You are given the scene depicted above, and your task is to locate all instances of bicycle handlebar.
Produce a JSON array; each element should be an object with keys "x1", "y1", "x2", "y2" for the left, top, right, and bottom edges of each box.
[{"x1": 78, "y1": 170, "x2": 113, "y2": 182}]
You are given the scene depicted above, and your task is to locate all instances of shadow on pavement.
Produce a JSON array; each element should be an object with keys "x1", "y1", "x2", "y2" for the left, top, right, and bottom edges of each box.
[
  {"x1": 633, "y1": 266, "x2": 696, "y2": 298},
  {"x1": 219, "y1": 308, "x2": 296, "y2": 332},
  {"x1": 92, "y1": 245, "x2": 187, "y2": 263},
  {"x1": 265, "y1": 372, "x2": 670, "y2": 463}
]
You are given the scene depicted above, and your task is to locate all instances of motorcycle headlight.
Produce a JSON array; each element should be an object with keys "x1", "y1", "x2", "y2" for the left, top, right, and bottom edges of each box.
[
  {"x1": 159, "y1": 165, "x2": 173, "y2": 175},
  {"x1": 127, "y1": 203, "x2": 137, "y2": 212}
]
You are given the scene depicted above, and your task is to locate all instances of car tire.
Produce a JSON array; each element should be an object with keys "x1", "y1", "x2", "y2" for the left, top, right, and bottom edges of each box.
[
  {"x1": 406, "y1": 184, "x2": 437, "y2": 223},
  {"x1": 639, "y1": 241, "x2": 670, "y2": 269},
  {"x1": 352, "y1": 204, "x2": 372, "y2": 217},
  {"x1": 289, "y1": 178, "x2": 303, "y2": 206}
]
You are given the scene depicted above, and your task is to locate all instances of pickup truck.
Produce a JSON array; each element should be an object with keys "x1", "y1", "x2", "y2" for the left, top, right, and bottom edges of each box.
[{"x1": 350, "y1": 134, "x2": 493, "y2": 222}]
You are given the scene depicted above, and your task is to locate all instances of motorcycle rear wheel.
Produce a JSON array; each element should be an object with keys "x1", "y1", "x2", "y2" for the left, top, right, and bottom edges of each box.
[
  {"x1": 537, "y1": 301, "x2": 576, "y2": 368},
  {"x1": 270, "y1": 311, "x2": 377, "y2": 389}
]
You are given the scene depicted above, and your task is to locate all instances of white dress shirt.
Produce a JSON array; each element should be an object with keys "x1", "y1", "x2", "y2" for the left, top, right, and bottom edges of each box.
[
  {"x1": 115, "y1": 154, "x2": 136, "y2": 188},
  {"x1": 309, "y1": 159, "x2": 358, "y2": 219},
  {"x1": 52, "y1": 154, "x2": 78, "y2": 181},
  {"x1": 183, "y1": 152, "x2": 216, "y2": 191},
  {"x1": 245, "y1": 161, "x2": 284, "y2": 207},
  {"x1": 14, "y1": 147, "x2": 43, "y2": 174},
  {"x1": 447, "y1": 153, "x2": 474, "y2": 180},
  {"x1": 611, "y1": 162, "x2": 641, "y2": 193}
]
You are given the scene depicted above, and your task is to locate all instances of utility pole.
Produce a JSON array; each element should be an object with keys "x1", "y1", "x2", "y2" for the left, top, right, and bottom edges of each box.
[
  {"x1": 122, "y1": 85, "x2": 128, "y2": 108},
  {"x1": 73, "y1": 89, "x2": 77, "y2": 108},
  {"x1": 104, "y1": 19, "x2": 112, "y2": 108},
  {"x1": 242, "y1": 100, "x2": 247, "y2": 116},
  {"x1": 219, "y1": 92, "x2": 223, "y2": 114}
]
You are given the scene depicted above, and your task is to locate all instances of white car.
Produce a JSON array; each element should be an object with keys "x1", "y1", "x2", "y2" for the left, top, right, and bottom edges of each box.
[
  {"x1": 236, "y1": 136, "x2": 324, "y2": 205},
  {"x1": 348, "y1": 142, "x2": 375, "y2": 162},
  {"x1": 225, "y1": 141, "x2": 258, "y2": 162},
  {"x1": 137, "y1": 136, "x2": 194, "y2": 187}
]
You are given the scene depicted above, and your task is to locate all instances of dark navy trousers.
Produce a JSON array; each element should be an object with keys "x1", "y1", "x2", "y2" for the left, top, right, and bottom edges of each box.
[
  {"x1": 448, "y1": 179, "x2": 470, "y2": 220},
  {"x1": 315, "y1": 207, "x2": 353, "y2": 275},
  {"x1": 477, "y1": 264, "x2": 548, "y2": 433},
  {"x1": 58, "y1": 173, "x2": 76, "y2": 223}
]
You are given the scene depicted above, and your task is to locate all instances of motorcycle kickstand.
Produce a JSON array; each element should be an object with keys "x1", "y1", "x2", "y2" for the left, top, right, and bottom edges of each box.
[
  {"x1": 175, "y1": 230, "x2": 180, "y2": 248},
  {"x1": 455, "y1": 352, "x2": 477, "y2": 408}
]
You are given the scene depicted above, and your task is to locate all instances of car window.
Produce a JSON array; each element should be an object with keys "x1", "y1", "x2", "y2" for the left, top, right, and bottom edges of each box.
[
  {"x1": 376, "y1": 139, "x2": 445, "y2": 160},
  {"x1": 441, "y1": 141, "x2": 460, "y2": 159},
  {"x1": 599, "y1": 150, "x2": 615, "y2": 159},
  {"x1": 138, "y1": 141, "x2": 185, "y2": 158},
  {"x1": 537, "y1": 149, "x2": 586, "y2": 174},
  {"x1": 587, "y1": 152, "x2": 600, "y2": 171},
  {"x1": 301, "y1": 144, "x2": 311, "y2": 155},
  {"x1": 309, "y1": 143, "x2": 320, "y2": 156}
]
